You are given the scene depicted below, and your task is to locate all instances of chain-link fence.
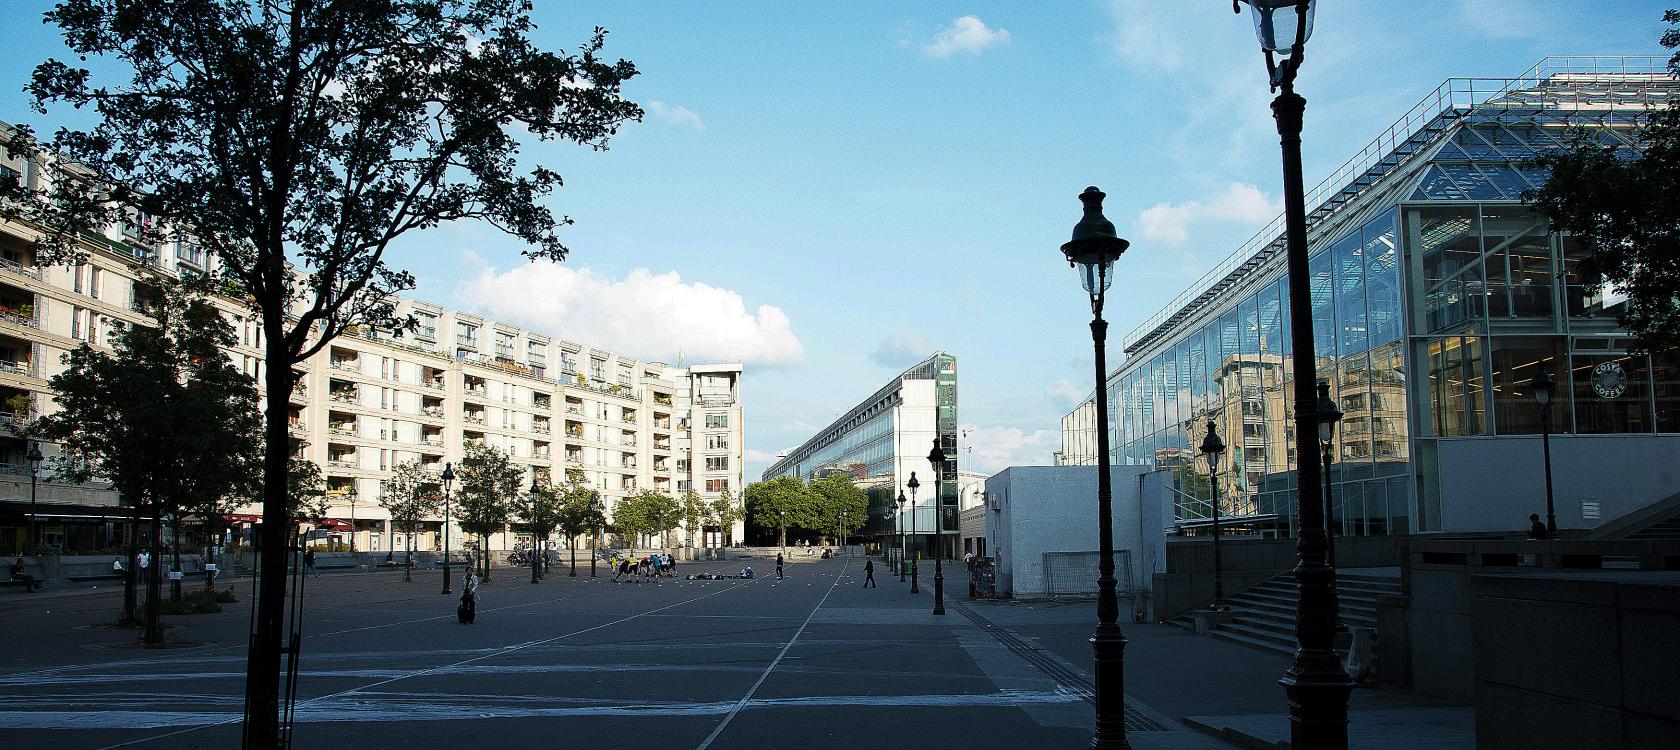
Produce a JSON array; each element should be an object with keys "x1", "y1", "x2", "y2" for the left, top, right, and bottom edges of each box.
[{"x1": 1043, "y1": 550, "x2": 1130, "y2": 597}]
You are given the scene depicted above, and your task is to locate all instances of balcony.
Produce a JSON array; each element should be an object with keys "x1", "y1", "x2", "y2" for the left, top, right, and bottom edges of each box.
[
  {"x1": 456, "y1": 334, "x2": 478, "y2": 349},
  {"x1": 653, "y1": 393, "x2": 673, "y2": 406},
  {"x1": 329, "y1": 423, "x2": 356, "y2": 437},
  {"x1": 329, "y1": 388, "x2": 359, "y2": 404},
  {"x1": 329, "y1": 357, "x2": 359, "y2": 372},
  {"x1": 0, "y1": 301, "x2": 38, "y2": 330},
  {"x1": 414, "y1": 325, "x2": 437, "y2": 341},
  {"x1": 0, "y1": 355, "x2": 35, "y2": 378},
  {"x1": 565, "y1": 451, "x2": 583, "y2": 464},
  {"x1": 0, "y1": 257, "x2": 41, "y2": 280},
  {"x1": 422, "y1": 434, "x2": 444, "y2": 447},
  {"x1": 533, "y1": 423, "x2": 552, "y2": 435},
  {"x1": 463, "y1": 412, "x2": 488, "y2": 426},
  {"x1": 422, "y1": 406, "x2": 445, "y2": 420}
]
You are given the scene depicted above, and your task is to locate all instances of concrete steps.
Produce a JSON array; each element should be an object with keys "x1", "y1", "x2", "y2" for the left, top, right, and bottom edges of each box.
[{"x1": 1170, "y1": 569, "x2": 1402, "y2": 659}]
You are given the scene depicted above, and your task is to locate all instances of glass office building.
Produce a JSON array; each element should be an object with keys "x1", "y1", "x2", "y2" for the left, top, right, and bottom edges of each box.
[
  {"x1": 764, "y1": 352, "x2": 960, "y2": 556},
  {"x1": 1088, "y1": 58, "x2": 1678, "y2": 537}
]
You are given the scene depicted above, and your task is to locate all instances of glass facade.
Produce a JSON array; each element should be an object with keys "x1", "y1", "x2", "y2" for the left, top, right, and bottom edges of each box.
[{"x1": 1091, "y1": 62, "x2": 1672, "y2": 537}]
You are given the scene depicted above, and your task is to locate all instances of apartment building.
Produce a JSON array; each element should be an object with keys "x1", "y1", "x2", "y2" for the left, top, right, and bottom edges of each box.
[{"x1": 0, "y1": 133, "x2": 746, "y2": 555}]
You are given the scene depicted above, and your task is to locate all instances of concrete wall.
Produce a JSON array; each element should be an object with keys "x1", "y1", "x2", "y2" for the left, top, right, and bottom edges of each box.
[
  {"x1": 1150, "y1": 535, "x2": 1402, "y2": 622},
  {"x1": 986, "y1": 465, "x2": 1162, "y2": 598},
  {"x1": 1471, "y1": 572, "x2": 1680, "y2": 749},
  {"x1": 1437, "y1": 434, "x2": 1680, "y2": 534}
]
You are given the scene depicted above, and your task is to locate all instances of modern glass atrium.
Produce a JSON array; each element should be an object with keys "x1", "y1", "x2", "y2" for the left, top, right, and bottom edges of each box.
[{"x1": 1101, "y1": 57, "x2": 1677, "y2": 538}]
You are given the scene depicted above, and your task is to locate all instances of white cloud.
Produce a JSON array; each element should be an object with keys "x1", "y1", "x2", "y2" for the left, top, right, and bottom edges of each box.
[
  {"x1": 646, "y1": 100, "x2": 704, "y2": 130},
  {"x1": 870, "y1": 328, "x2": 929, "y2": 369},
  {"x1": 1045, "y1": 378, "x2": 1090, "y2": 409},
  {"x1": 457, "y1": 262, "x2": 802, "y2": 366},
  {"x1": 1456, "y1": 0, "x2": 1545, "y2": 39},
  {"x1": 1100, "y1": 0, "x2": 1191, "y2": 71},
  {"x1": 746, "y1": 448, "x2": 778, "y2": 464},
  {"x1": 920, "y1": 16, "x2": 1011, "y2": 58},
  {"x1": 1135, "y1": 182, "x2": 1280, "y2": 245},
  {"x1": 960, "y1": 424, "x2": 1061, "y2": 474}
]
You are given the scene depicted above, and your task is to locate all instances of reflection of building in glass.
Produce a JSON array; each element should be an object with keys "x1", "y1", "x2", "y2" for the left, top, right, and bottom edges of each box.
[
  {"x1": 764, "y1": 352, "x2": 960, "y2": 557},
  {"x1": 1065, "y1": 58, "x2": 1680, "y2": 537},
  {"x1": 1056, "y1": 395, "x2": 1098, "y2": 466}
]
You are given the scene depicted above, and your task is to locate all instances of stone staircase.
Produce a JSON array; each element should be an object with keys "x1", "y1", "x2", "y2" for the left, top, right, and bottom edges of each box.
[
  {"x1": 1628, "y1": 514, "x2": 1680, "y2": 540},
  {"x1": 1171, "y1": 570, "x2": 1402, "y2": 657}
]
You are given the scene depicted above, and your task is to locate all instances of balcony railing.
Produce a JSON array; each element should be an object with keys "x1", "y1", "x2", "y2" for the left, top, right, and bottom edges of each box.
[
  {"x1": 329, "y1": 390, "x2": 358, "y2": 403},
  {"x1": 0, "y1": 306, "x2": 39, "y2": 329},
  {"x1": 327, "y1": 459, "x2": 356, "y2": 469},
  {"x1": 0, "y1": 360, "x2": 37, "y2": 377},
  {"x1": 415, "y1": 326, "x2": 437, "y2": 341},
  {"x1": 330, "y1": 359, "x2": 359, "y2": 372},
  {"x1": 422, "y1": 380, "x2": 445, "y2": 391},
  {"x1": 463, "y1": 413, "x2": 487, "y2": 425},
  {"x1": 422, "y1": 435, "x2": 444, "y2": 446},
  {"x1": 329, "y1": 425, "x2": 356, "y2": 437},
  {"x1": 533, "y1": 424, "x2": 551, "y2": 434},
  {"x1": 0, "y1": 257, "x2": 41, "y2": 280},
  {"x1": 423, "y1": 407, "x2": 445, "y2": 419},
  {"x1": 456, "y1": 334, "x2": 478, "y2": 348}
]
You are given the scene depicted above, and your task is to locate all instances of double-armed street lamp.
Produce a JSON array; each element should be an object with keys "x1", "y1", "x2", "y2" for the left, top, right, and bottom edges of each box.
[
  {"x1": 928, "y1": 440, "x2": 947, "y2": 616},
  {"x1": 1058, "y1": 185, "x2": 1130, "y2": 748},
  {"x1": 906, "y1": 472, "x2": 920, "y2": 594},
  {"x1": 897, "y1": 491, "x2": 908, "y2": 581},
  {"x1": 1199, "y1": 422, "x2": 1228, "y2": 612},
  {"x1": 1231, "y1": 2, "x2": 1351, "y2": 745},
  {"x1": 1532, "y1": 365, "x2": 1558, "y2": 537},
  {"x1": 26, "y1": 441, "x2": 42, "y2": 546},
  {"x1": 440, "y1": 463, "x2": 455, "y2": 595},
  {"x1": 1317, "y1": 381, "x2": 1343, "y2": 568}
]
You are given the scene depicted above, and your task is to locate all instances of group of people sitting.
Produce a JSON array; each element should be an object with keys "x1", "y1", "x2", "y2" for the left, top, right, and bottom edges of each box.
[
  {"x1": 609, "y1": 553, "x2": 676, "y2": 583},
  {"x1": 686, "y1": 567, "x2": 754, "y2": 580}
]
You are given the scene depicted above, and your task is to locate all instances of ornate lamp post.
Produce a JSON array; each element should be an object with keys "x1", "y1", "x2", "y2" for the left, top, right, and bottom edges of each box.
[
  {"x1": 590, "y1": 491, "x2": 602, "y2": 577},
  {"x1": 440, "y1": 463, "x2": 454, "y2": 595},
  {"x1": 1231, "y1": 2, "x2": 1350, "y2": 746},
  {"x1": 1532, "y1": 365, "x2": 1558, "y2": 537},
  {"x1": 1316, "y1": 381, "x2": 1343, "y2": 567},
  {"x1": 26, "y1": 441, "x2": 42, "y2": 546},
  {"x1": 840, "y1": 507, "x2": 848, "y2": 556},
  {"x1": 897, "y1": 491, "x2": 908, "y2": 581},
  {"x1": 928, "y1": 440, "x2": 947, "y2": 616},
  {"x1": 906, "y1": 472, "x2": 920, "y2": 594},
  {"x1": 1059, "y1": 185, "x2": 1131, "y2": 748},
  {"x1": 529, "y1": 479, "x2": 543, "y2": 584},
  {"x1": 1199, "y1": 421, "x2": 1228, "y2": 612}
]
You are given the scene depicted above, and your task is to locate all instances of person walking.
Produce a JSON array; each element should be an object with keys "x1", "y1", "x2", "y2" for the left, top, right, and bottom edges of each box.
[
  {"x1": 775, "y1": 552, "x2": 785, "y2": 580},
  {"x1": 458, "y1": 571, "x2": 479, "y2": 624},
  {"x1": 303, "y1": 548, "x2": 318, "y2": 577},
  {"x1": 863, "y1": 557, "x2": 876, "y2": 588}
]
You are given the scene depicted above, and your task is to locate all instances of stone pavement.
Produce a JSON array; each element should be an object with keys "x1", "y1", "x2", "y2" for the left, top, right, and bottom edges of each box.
[{"x1": 0, "y1": 557, "x2": 1463, "y2": 748}]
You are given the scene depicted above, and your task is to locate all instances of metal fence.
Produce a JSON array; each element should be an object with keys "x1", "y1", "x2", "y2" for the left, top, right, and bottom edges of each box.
[{"x1": 1043, "y1": 550, "x2": 1131, "y2": 597}]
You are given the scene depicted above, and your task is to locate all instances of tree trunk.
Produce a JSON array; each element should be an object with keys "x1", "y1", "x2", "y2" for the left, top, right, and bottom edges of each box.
[
  {"x1": 143, "y1": 508, "x2": 164, "y2": 645},
  {"x1": 171, "y1": 530, "x2": 183, "y2": 602},
  {"x1": 404, "y1": 529, "x2": 412, "y2": 582},
  {"x1": 481, "y1": 534, "x2": 490, "y2": 582},
  {"x1": 243, "y1": 302, "x2": 294, "y2": 747}
]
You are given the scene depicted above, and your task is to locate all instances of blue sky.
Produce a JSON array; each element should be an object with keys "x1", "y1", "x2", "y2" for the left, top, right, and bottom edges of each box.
[{"x1": 1, "y1": 1, "x2": 1669, "y2": 480}]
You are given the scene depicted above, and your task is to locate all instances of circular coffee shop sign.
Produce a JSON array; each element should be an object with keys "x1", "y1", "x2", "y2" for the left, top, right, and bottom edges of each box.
[{"x1": 1591, "y1": 360, "x2": 1628, "y2": 399}]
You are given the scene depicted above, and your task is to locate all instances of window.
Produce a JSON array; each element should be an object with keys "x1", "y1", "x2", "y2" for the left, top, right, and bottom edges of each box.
[
  {"x1": 706, "y1": 478, "x2": 729, "y2": 493},
  {"x1": 415, "y1": 314, "x2": 438, "y2": 341},
  {"x1": 71, "y1": 306, "x2": 83, "y2": 340},
  {"x1": 705, "y1": 433, "x2": 729, "y2": 450},
  {"x1": 1424, "y1": 334, "x2": 1484, "y2": 437},
  {"x1": 705, "y1": 456, "x2": 729, "y2": 471},
  {"x1": 1488, "y1": 336, "x2": 1567, "y2": 435},
  {"x1": 88, "y1": 267, "x2": 101, "y2": 298},
  {"x1": 705, "y1": 413, "x2": 729, "y2": 429},
  {"x1": 590, "y1": 358, "x2": 606, "y2": 380},
  {"x1": 1572, "y1": 350, "x2": 1651, "y2": 434}
]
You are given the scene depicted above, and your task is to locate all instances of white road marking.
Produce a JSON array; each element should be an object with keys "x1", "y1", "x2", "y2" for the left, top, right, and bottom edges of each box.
[{"x1": 694, "y1": 558, "x2": 849, "y2": 750}]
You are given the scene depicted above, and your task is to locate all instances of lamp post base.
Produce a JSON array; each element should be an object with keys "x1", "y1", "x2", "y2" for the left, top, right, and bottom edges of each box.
[
  {"x1": 1280, "y1": 672, "x2": 1354, "y2": 750},
  {"x1": 932, "y1": 557, "x2": 945, "y2": 615},
  {"x1": 910, "y1": 561, "x2": 919, "y2": 594},
  {"x1": 1090, "y1": 623, "x2": 1130, "y2": 749}
]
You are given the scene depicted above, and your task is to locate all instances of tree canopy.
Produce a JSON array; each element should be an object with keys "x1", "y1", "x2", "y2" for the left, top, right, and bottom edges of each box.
[
  {"x1": 810, "y1": 474, "x2": 869, "y2": 541},
  {"x1": 1526, "y1": 11, "x2": 1680, "y2": 356},
  {"x1": 454, "y1": 442, "x2": 522, "y2": 573},
  {"x1": 613, "y1": 490, "x2": 679, "y2": 548}
]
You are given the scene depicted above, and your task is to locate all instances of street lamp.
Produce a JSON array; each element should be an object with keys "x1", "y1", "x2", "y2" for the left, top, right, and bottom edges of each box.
[
  {"x1": 896, "y1": 491, "x2": 908, "y2": 581},
  {"x1": 440, "y1": 463, "x2": 455, "y2": 595},
  {"x1": 529, "y1": 479, "x2": 543, "y2": 584},
  {"x1": 928, "y1": 440, "x2": 946, "y2": 616},
  {"x1": 840, "y1": 507, "x2": 848, "y2": 557},
  {"x1": 1059, "y1": 186, "x2": 1130, "y2": 749},
  {"x1": 1317, "y1": 381, "x2": 1343, "y2": 568},
  {"x1": 778, "y1": 506, "x2": 786, "y2": 558},
  {"x1": 907, "y1": 472, "x2": 920, "y2": 594},
  {"x1": 26, "y1": 441, "x2": 42, "y2": 546},
  {"x1": 1532, "y1": 364, "x2": 1558, "y2": 537},
  {"x1": 1232, "y1": 2, "x2": 1350, "y2": 746},
  {"x1": 1199, "y1": 421, "x2": 1228, "y2": 612},
  {"x1": 590, "y1": 491, "x2": 602, "y2": 577}
]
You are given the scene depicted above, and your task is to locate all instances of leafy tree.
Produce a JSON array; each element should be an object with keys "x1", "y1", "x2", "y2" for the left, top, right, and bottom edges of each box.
[
  {"x1": 454, "y1": 443, "x2": 521, "y2": 581},
  {"x1": 379, "y1": 460, "x2": 440, "y2": 582},
  {"x1": 679, "y1": 490, "x2": 708, "y2": 549},
  {"x1": 3, "y1": 3, "x2": 642, "y2": 738},
  {"x1": 1525, "y1": 11, "x2": 1680, "y2": 356},
  {"x1": 552, "y1": 468, "x2": 599, "y2": 575},
  {"x1": 710, "y1": 491, "x2": 745, "y2": 547},
  {"x1": 810, "y1": 474, "x2": 869, "y2": 544},
  {"x1": 37, "y1": 277, "x2": 257, "y2": 643},
  {"x1": 519, "y1": 480, "x2": 563, "y2": 582},
  {"x1": 745, "y1": 476, "x2": 821, "y2": 547},
  {"x1": 612, "y1": 490, "x2": 678, "y2": 549},
  {"x1": 286, "y1": 458, "x2": 330, "y2": 526}
]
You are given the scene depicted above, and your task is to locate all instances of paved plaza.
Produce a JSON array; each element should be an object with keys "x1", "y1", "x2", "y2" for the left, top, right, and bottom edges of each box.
[{"x1": 0, "y1": 558, "x2": 1467, "y2": 749}]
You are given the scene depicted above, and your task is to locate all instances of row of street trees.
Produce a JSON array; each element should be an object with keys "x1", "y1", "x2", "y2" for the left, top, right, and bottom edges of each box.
[{"x1": 743, "y1": 474, "x2": 869, "y2": 547}]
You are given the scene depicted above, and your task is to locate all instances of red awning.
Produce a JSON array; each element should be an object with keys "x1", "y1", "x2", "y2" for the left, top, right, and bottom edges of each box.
[
  {"x1": 314, "y1": 519, "x2": 352, "y2": 531},
  {"x1": 225, "y1": 513, "x2": 262, "y2": 523}
]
